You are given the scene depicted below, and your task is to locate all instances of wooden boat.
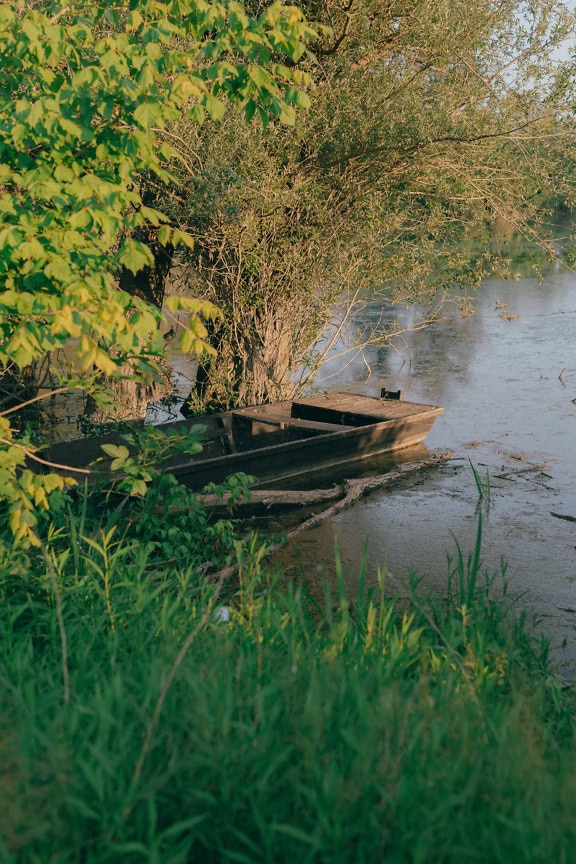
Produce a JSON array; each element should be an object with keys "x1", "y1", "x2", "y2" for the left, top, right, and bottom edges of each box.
[{"x1": 40, "y1": 391, "x2": 443, "y2": 489}]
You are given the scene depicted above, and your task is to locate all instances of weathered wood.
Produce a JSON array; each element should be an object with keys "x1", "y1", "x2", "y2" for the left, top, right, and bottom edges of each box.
[
  {"x1": 278, "y1": 451, "x2": 451, "y2": 540},
  {"x1": 150, "y1": 486, "x2": 344, "y2": 517},
  {"x1": 233, "y1": 411, "x2": 356, "y2": 434},
  {"x1": 38, "y1": 391, "x2": 443, "y2": 489},
  {"x1": 199, "y1": 486, "x2": 343, "y2": 510}
]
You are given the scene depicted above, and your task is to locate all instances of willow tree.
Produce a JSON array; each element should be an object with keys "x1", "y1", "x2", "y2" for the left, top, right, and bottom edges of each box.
[{"x1": 157, "y1": 0, "x2": 576, "y2": 408}]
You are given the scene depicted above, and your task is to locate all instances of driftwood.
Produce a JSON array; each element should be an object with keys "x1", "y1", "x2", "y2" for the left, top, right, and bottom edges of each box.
[
  {"x1": 274, "y1": 450, "x2": 451, "y2": 541},
  {"x1": 150, "y1": 485, "x2": 342, "y2": 519},
  {"x1": 204, "y1": 450, "x2": 451, "y2": 582},
  {"x1": 199, "y1": 486, "x2": 342, "y2": 511},
  {"x1": 550, "y1": 512, "x2": 576, "y2": 524}
]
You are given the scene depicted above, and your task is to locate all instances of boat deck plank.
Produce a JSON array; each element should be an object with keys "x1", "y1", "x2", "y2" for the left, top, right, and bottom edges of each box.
[
  {"x1": 292, "y1": 393, "x2": 437, "y2": 419},
  {"x1": 233, "y1": 411, "x2": 356, "y2": 434}
]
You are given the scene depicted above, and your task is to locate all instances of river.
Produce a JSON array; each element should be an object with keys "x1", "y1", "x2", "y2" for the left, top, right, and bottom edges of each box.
[
  {"x1": 42, "y1": 264, "x2": 576, "y2": 676},
  {"x1": 268, "y1": 268, "x2": 576, "y2": 678}
]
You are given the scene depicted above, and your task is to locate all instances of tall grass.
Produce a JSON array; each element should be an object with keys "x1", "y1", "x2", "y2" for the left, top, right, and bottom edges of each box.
[
  {"x1": 468, "y1": 457, "x2": 492, "y2": 503},
  {"x1": 0, "y1": 481, "x2": 575, "y2": 863}
]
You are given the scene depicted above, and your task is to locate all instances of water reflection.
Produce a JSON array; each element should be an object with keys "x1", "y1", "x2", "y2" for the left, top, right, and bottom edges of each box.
[
  {"x1": 277, "y1": 271, "x2": 576, "y2": 677},
  {"x1": 317, "y1": 296, "x2": 486, "y2": 408}
]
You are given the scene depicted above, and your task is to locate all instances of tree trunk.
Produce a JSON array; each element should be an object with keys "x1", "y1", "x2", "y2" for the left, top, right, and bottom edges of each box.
[
  {"x1": 187, "y1": 309, "x2": 298, "y2": 411},
  {"x1": 84, "y1": 365, "x2": 172, "y2": 425}
]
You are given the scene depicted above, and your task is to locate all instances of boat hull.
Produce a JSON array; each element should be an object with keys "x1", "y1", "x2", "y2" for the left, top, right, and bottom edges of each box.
[
  {"x1": 39, "y1": 393, "x2": 443, "y2": 489},
  {"x1": 172, "y1": 410, "x2": 441, "y2": 488}
]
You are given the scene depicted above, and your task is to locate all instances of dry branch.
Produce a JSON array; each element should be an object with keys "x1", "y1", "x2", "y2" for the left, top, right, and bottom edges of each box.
[
  {"x1": 200, "y1": 486, "x2": 343, "y2": 511},
  {"x1": 279, "y1": 450, "x2": 451, "y2": 540},
  {"x1": 206, "y1": 450, "x2": 451, "y2": 582}
]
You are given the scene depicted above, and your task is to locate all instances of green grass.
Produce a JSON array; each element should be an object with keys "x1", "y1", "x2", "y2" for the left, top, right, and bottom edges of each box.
[
  {"x1": 0, "y1": 481, "x2": 575, "y2": 863},
  {"x1": 468, "y1": 457, "x2": 492, "y2": 503}
]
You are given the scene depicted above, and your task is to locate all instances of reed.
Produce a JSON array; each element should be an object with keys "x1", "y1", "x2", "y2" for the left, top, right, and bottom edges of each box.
[
  {"x1": 468, "y1": 456, "x2": 492, "y2": 502},
  {"x1": 0, "y1": 486, "x2": 575, "y2": 863}
]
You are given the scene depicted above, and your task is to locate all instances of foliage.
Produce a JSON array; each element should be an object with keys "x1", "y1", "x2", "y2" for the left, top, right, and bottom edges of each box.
[
  {"x1": 0, "y1": 0, "x2": 318, "y2": 542},
  {"x1": 0, "y1": 505, "x2": 575, "y2": 862},
  {"x1": 97, "y1": 423, "x2": 209, "y2": 497},
  {"x1": 159, "y1": 0, "x2": 576, "y2": 407}
]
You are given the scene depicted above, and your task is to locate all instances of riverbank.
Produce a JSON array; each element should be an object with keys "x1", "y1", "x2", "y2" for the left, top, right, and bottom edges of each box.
[
  {"x1": 1, "y1": 483, "x2": 575, "y2": 862},
  {"x1": 32, "y1": 271, "x2": 576, "y2": 677}
]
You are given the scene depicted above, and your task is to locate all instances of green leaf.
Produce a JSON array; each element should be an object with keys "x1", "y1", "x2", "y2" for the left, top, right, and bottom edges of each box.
[
  {"x1": 171, "y1": 74, "x2": 204, "y2": 101},
  {"x1": 285, "y1": 87, "x2": 311, "y2": 109},
  {"x1": 170, "y1": 229, "x2": 195, "y2": 249},
  {"x1": 203, "y1": 93, "x2": 226, "y2": 121},
  {"x1": 125, "y1": 479, "x2": 146, "y2": 496},
  {"x1": 244, "y1": 99, "x2": 257, "y2": 122},
  {"x1": 189, "y1": 104, "x2": 206, "y2": 124},
  {"x1": 248, "y1": 65, "x2": 272, "y2": 90},
  {"x1": 157, "y1": 224, "x2": 173, "y2": 244},
  {"x1": 0, "y1": 5, "x2": 16, "y2": 25},
  {"x1": 133, "y1": 100, "x2": 164, "y2": 130},
  {"x1": 118, "y1": 239, "x2": 154, "y2": 274},
  {"x1": 100, "y1": 444, "x2": 130, "y2": 461}
]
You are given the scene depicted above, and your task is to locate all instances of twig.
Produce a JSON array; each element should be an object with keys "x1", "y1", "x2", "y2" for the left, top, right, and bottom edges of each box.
[
  {"x1": 50, "y1": 6, "x2": 70, "y2": 23},
  {"x1": 0, "y1": 437, "x2": 91, "y2": 474},
  {"x1": 0, "y1": 387, "x2": 71, "y2": 416}
]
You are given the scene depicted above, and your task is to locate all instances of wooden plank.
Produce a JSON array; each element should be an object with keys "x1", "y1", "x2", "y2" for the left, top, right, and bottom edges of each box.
[
  {"x1": 292, "y1": 395, "x2": 436, "y2": 422},
  {"x1": 233, "y1": 411, "x2": 356, "y2": 434}
]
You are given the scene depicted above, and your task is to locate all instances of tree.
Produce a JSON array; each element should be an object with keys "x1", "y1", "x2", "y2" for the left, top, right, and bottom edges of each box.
[
  {"x1": 157, "y1": 0, "x2": 576, "y2": 408},
  {"x1": 0, "y1": 0, "x2": 318, "y2": 544}
]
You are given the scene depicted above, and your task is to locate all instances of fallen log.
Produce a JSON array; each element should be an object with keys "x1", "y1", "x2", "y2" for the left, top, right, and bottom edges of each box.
[
  {"x1": 205, "y1": 450, "x2": 452, "y2": 582},
  {"x1": 278, "y1": 450, "x2": 451, "y2": 541},
  {"x1": 199, "y1": 485, "x2": 343, "y2": 511}
]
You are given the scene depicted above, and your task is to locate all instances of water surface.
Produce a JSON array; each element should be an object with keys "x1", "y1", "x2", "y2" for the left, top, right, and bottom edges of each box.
[{"x1": 274, "y1": 272, "x2": 576, "y2": 676}]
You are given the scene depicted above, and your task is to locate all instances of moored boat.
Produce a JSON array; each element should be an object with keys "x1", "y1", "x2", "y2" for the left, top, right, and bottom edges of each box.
[{"x1": 39, "y1": 391, "x2": 443, "y2": 489}]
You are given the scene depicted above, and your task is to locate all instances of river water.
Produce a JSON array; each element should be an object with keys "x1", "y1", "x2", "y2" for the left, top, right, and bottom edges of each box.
[
  {"x1": 42, "y1": 265, "x2": 576, "y2": 675},
  {"x1": 269, "y1": 269, "x2": 576, "y2": 677}
]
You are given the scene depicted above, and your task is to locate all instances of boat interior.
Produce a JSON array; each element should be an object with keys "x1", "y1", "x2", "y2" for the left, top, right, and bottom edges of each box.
[{"x1": 194, "y1": 395, "x2": 419, "y2": 459}]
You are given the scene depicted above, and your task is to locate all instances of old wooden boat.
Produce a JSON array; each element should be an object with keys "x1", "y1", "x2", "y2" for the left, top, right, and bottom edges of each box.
[{"x1": 40, "y1": 391, "x2": 443, "y2": 489}]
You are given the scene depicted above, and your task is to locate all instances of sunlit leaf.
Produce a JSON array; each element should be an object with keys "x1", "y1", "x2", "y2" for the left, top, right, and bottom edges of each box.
[
  {"x1": 118, "y1": 239, "x2": 154, "y2": 274},
  {"x1": 100, "y1": 444, "x2": 130, "y2": 461}
]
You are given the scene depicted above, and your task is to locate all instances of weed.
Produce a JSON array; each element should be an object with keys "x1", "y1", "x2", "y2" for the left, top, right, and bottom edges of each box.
[
  {"x1": 469, "y1": 456, "x2": 492, "y2": 502},
  {"x1": 0, "y1": 489, "x2": 575, "y2": 862}
]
